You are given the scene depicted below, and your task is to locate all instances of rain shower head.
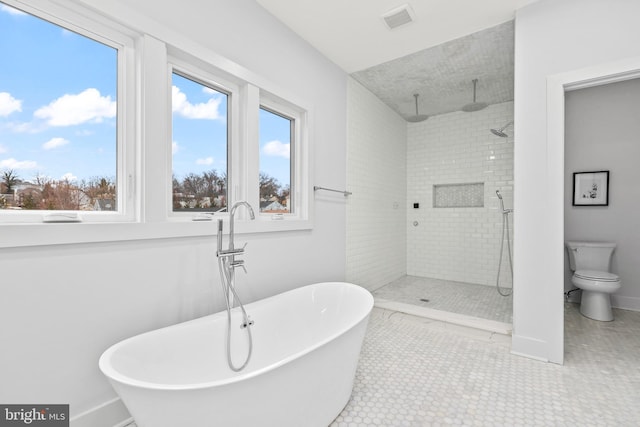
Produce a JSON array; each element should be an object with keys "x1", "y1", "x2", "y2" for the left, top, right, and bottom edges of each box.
[
  {"x1": 407, "y1": 93, "x2": 429, "y2": 122},
  {"x1": 461, "y1": 79, "x2": 488, "y2": 112},
  {"x1": 490, "y1": 121, "x2": 513, "y2": 138},
  {"x1": 491, "y1": 128, "x2": 508, "y2": 138}
]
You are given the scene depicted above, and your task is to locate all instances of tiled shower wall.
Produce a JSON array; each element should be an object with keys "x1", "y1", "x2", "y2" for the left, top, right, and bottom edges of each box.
[
  {"x1": 346, "y1": 78, "x2": 407, "y2": 291},
  {"x1": 407, "y1": 102, "x2": 514, "y2": 286}
]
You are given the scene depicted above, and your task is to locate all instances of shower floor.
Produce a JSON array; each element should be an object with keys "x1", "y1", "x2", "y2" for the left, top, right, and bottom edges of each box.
[{"x1": 372, "y1": 275, "x2": 513, "y2": 333}]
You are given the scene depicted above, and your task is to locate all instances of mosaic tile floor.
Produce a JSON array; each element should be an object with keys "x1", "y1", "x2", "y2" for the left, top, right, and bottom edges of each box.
[
  {"x1": 125, "y1": 303, "x2": 640, "y2": 427},
  {"x1": 332, "y1": 304, "x2": 640, "y2": 426},
  {"x1": 373, "y1": 275, "x2": 513, "y2": 324}
]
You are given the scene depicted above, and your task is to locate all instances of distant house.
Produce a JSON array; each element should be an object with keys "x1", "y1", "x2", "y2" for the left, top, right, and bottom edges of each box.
[
  {"x1": 14, "y1": 183, "x2": 43, "y2": 208},
  {"x1": 94, "y1": 199, "x2": 115, "y2": 211},
  {"x1": 260, "y1": 199, "x2": 286, "y2": 213}
]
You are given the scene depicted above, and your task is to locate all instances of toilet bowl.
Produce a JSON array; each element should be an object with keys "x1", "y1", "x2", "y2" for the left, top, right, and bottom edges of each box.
[
  {"x1": 571, "y1": 270, "x2": 621, "y2": 321},
  {"x1": 565, "y1": 241, "x2": 621, "y2": 322}
]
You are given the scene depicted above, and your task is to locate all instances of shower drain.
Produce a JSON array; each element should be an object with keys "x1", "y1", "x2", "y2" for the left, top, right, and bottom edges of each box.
[{"x1": 419, "y1": 298, "x2": 430, "y2": 303}]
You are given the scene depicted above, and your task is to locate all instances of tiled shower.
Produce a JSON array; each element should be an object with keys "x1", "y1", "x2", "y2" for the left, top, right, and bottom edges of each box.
[
  {"x1": 407, "y1": 101, "x2": 514, "y2": 286},
  {"x1": 347, "y1": 77, "x2": 514, "y2": 317}
]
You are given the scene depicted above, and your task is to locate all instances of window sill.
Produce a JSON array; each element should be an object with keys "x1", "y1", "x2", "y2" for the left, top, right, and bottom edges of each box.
[{"x1": 0, "y1": 218, "x2": 313, "y2": 249}]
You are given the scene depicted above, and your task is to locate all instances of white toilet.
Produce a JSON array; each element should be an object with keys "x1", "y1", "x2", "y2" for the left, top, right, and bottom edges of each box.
[{"x1": 565, "y1": 241, "x2": 621, "y2": 321}]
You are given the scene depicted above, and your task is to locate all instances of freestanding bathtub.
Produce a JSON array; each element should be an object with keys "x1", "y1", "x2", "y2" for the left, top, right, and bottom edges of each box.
[{"x1": 99, "y1": 282, "x2": 373, "y2": 427}]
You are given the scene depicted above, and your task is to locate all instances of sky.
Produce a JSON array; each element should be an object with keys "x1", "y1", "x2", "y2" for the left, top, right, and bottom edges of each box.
[{"x1": 0, "y1": 2, "x2": 290, "y2": 189}]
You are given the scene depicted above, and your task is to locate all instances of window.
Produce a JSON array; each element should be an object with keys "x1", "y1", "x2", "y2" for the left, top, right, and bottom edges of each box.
[
  {"x1": 0, "y1": 1, "x2": 126, "y2": 215},
  {"x1": 171, "y1": 71, "x2": 229, "y2": 213},
  {"x1": 259, "y1": 106, "x2": 292, "y2": 214},
  {"x1": 0, "y1": 0, "x2": 312, "y2": 247}
]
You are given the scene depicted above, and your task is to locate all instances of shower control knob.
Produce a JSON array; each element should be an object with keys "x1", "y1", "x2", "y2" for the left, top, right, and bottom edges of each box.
[{"x1": 413, "y1": 221, "x2": 419, "y2": 227}]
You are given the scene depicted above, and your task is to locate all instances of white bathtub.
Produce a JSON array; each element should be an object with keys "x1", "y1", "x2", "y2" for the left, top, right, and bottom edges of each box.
[{"x1": 99, "y1": 282, "x2": 373, "y2": 427}]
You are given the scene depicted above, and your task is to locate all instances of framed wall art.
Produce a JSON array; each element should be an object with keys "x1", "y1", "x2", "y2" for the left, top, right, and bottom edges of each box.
[{"x1": 572, "y1": 170, "x2": 609, "y2": 206}]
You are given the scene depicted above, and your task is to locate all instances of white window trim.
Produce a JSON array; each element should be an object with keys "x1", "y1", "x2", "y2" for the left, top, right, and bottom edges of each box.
[
  {"x1": 166, "y1": 56, "x2": 241, "y2": 222},
  {"x1": 163, "y1": 46, "x2": 314, "y2": 233},
  {"x1": 258, "y1": 93, "x2": 309, "y2": 222},
  {"x1": 0, "y1": 0, "x2": 314, "y2": 249},
  {"x1": 0, "y1": 0, "x2": 138, "y2": 225}
]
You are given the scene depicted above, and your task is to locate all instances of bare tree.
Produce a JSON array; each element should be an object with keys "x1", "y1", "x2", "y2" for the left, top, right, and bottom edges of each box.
[
  {"x1": 2, "y1": 170, "x2": 19, "y2": 194},
  {"x1": 259, "y1": 172, "x2": 282, "y2": 200}
]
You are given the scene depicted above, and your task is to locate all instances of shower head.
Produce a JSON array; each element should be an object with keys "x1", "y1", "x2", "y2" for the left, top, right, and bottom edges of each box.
[
  {"x1": 407, "y1": 93, "x2": 429, "y2": 122},
  {"x1": 490, "y1": 121, "x2": 513, "y2": 138},
  {"x1": 491, "y1": 128, "x2": 508, "y2": 138},
  {"x1": 461, "y1": 79, "x2": 488, "y2": 112},
  {"x1": 496, "y1": 190, "x2": 503, "y2": 200}
]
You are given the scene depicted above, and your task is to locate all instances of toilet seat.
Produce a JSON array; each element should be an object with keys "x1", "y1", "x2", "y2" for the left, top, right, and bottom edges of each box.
[
  {"x1": 572, "y1": 269, "x2": 620, "y2": 294},
  {"x1": 574, "y1": 270, "x2": 619, "y2": 282}
]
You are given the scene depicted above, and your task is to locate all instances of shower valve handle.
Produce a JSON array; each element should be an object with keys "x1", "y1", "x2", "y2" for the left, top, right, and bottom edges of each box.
[{"x1": 230, "y1": 260, "x2": 247, "y2": 274}]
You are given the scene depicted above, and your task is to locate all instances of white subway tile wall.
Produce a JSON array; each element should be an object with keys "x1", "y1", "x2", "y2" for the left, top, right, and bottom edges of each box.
[
  {"x1": 407, "y1": 102, "x2": 514, "y2": 286},
  {"x1": 346, "y1": 78, "x2": 408, "y2": 291},
  {"x1": 347, "y1": 78, "x2": 513, "y2": 290}
]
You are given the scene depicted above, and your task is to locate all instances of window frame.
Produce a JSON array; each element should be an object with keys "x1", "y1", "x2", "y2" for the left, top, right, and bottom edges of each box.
[
  {"x1": 0, "y1": 0, "x2": 138, "y2": 224},
  {"x1": 0, "y1": 0, "x2": 315, "y2": 248},
  {"x1": 167, "y1": 60, "x2": 239, "y2": 220},
  {"x1": 258, "y1": 99, "x2": 298, "y2": 218},
  {"x1": 258, "y1": 91, "x2": 311, "y2": 227},
  {"x1": 165, "y1": 51, "x2": 313, "y2": 230}
]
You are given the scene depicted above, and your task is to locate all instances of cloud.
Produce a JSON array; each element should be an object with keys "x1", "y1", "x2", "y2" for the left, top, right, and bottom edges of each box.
[
  {"x1": 196, "y1": 157, "x2": 214, "y2": 165},
  {"x1": 4, "y1": 121, "x2": 42, "y2": 134},
  {"x1": 0, "y1": 92, "x2": 22, "y2": 117},
  {"x1": 42, "y1": 137, "x2": 70, "y2": 150},
  {"x1": 172, "y1": 141, "x2": 180, "y2": 155},
  {"x1": 172, "y1": 85, "x2": 223, "y2": 120},
  {"x1": 262, "y1": 140, "x2": 290, "y2": 159},
  {"x1": 61, "y1": 172, "x2": 77, "y2": 181},
  {"x1": 0, "y1": 158, "x2": 38, "y2": 170},
  {"x1": 34, "y1": 88, "x2": 116, "y2": 126}
]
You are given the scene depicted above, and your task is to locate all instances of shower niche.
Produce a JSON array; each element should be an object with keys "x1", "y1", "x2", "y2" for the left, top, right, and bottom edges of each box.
[{"x1": 433, "y1": 182, "x2": 484, "y2": 208}]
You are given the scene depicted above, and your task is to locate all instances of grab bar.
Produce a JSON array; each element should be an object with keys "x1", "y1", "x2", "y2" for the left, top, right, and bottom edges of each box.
[{"x1": 313, "y1": 186, "x2": 352, "y2": 197}]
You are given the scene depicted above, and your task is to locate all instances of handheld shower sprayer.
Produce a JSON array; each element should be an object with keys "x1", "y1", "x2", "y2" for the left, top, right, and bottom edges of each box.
[
  {"x1": 495, "y1": 189, "x2": 513, "y2": 296},
  {"x1": 496, "y1": 190, "x2": 512, "y2": 214}
]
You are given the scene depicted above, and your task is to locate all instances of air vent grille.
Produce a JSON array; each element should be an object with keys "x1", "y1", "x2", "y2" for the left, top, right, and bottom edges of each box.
[{"x1": 382, "y1": 4, "x2": 415, "y2": 30}]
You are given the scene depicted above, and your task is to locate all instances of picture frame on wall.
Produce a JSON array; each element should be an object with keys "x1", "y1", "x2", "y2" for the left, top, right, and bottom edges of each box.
[{"x1": 572, "y1": 170, "x2": 609, "y2": 206}]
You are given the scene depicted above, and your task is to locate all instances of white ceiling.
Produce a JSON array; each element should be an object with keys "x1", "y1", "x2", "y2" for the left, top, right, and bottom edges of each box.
[
  {"x1": 255, "y1": 0, "x2": 538, "y2": 119},
  {"x1": 255, "y1": 0, "x2": 537, "y2": 73}
]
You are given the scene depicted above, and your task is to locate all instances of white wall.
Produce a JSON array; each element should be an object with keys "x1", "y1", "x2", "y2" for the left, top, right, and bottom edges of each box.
[
  {"x1": 514, "y1": 0, "x2": 640, "y2": 363},
  {"x1": 346, "y1": 78, "x2": 407, "y2": 291},
  {"x1": 0, "y1": 0, "x2": 348, "y2": 420},
  {"x1": 564, "y1": 78, "x2": 640, "y2": 310},
  {"x1": 407, "y1": 102, "x2": 513, "y2": 286}
]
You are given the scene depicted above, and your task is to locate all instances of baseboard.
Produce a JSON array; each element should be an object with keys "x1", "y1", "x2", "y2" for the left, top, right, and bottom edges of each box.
[
  {"x1": 70, "y1": 397, "x2": 132, "y2": 427},
  {"x1": 611, "y1": 294, "x2": 640, "y2": 312},
  {"x1": 510, "y1": 334, "x2": 550, "y2": 363}
]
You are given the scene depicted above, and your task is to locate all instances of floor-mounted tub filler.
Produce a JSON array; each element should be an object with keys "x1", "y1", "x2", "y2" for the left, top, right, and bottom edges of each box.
[{"x1": 99, "y1": 282, "x2": 373, "y2": 427}]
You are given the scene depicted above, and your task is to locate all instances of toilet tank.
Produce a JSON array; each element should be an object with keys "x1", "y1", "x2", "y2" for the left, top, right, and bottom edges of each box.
[{"x1": 565, "y1": 241, "x2": 616, "y2": 272}]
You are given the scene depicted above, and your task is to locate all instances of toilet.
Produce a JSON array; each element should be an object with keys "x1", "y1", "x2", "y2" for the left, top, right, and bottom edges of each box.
[{"x1": 565, "y1": 241, "x2": 621, "y2": 321}]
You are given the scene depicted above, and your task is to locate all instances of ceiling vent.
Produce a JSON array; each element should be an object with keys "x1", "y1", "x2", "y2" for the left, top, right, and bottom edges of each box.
[{"x1": 382, "y1": 4, "x2": 415, "y2": 30}]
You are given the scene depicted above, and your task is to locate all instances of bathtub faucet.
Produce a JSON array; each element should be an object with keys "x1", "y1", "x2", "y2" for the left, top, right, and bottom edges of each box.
[
  {"x1": 215, "y1": 201, "x2": 256, "y2": 372},
  {"x1": 228, "y1": 201, "x2": 255, "y2": 251},
  {"x1": 217, "y1": 201, "x2": 256, "y2": 258}
]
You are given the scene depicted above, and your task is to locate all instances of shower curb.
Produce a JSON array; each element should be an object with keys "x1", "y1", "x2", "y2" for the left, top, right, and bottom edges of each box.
[{"x1": 374, "y1": 298, "x2": 512, "y2": 336}]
